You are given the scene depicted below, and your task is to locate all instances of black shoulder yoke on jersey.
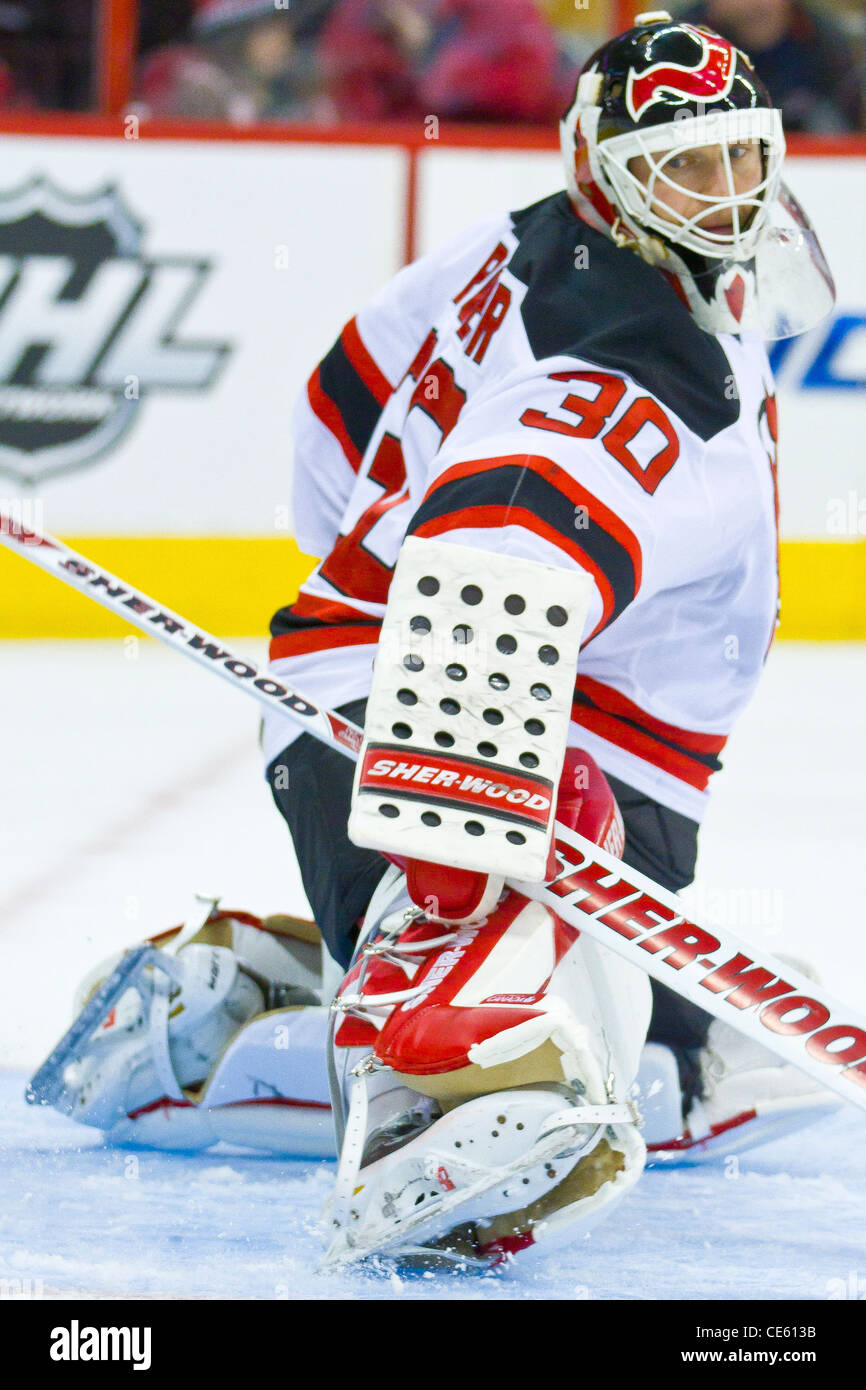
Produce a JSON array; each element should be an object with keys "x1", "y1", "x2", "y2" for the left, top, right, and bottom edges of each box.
[{"x1": 508, "y1": 192, "x2": 739, "y2": 441}]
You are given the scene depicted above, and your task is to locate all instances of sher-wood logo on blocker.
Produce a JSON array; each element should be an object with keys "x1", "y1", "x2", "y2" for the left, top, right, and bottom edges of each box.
[
  {"x1": 0, "y1": 176, "x2": 230, "y2": 485},
  {"x1": 358, "y1": 745, "x2": 554, "y2": 826}
]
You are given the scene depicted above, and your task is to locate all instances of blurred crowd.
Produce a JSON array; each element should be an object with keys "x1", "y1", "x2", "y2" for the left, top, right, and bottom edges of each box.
[{"x1": 0, "y1": 0, "x2": 864, "y2": 131}]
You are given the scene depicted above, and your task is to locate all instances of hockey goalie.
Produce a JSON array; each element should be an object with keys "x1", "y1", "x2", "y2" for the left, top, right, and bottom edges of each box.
[{"x1": 41, "y1": 14, "x2": 840, "y2": 1270}]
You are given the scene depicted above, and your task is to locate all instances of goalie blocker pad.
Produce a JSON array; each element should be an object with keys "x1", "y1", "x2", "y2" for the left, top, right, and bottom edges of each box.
[{"x1": 348, "y1": 537, "x2": 593, "y2": 883}]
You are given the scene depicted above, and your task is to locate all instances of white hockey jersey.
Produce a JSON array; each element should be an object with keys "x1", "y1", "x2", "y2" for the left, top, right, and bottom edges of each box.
[{"x1": 264, "y1": 191, "x2": 780, "y2": 823}]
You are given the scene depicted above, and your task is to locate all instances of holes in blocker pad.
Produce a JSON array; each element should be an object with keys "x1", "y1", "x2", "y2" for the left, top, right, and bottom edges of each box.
[
  {"x1": 379, "y1": 804, "x2": 399, "y2": 818},
  {"x1": 361, "y1": 543, "x2": 587, "y2": 873},
  {"x1": 383, "y1": 568, "x2": 575, "y2": 826}
]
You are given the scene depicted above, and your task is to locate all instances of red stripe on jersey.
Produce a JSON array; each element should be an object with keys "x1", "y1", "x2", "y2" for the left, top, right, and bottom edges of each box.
[
  {"x1": 422, "y1": 454, "x2": 643, "y2": 594},
  {"x1": 307, "y1": 366, "x2": 362, "y2": 473},
  {"x1": 341, "y1": 316, "x2": 393, "y2": 407},
  {"x1": 412, "y1": 505, "x2": 616, "y2": 638},
  {"x1": 291, "y1": 591, "x2": 379, "y2": 625},
  {"x1": 269, "y1": 624, "x2": 380, "y2": 661},
  {"x1": 571, "y1": 702, "x2": 719, "y2": 790},
  {"x1": 406, "y1": 328, "x2": 438, "y2": 383},
  {"x1": 577, "y1": 676, "x2": 727, "y2": 755}
]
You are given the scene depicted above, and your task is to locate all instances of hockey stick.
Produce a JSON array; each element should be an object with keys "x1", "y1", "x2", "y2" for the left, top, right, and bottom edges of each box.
[
  {"x1": 3, "y1": 511, "x2": 866, "y2": 1116},
  {"x1": 0, "y1": 515, "x2": 363, "y2": 757}
]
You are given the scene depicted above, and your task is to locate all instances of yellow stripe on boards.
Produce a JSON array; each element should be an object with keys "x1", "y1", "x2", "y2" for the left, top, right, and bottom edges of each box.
[
  {"x1": 0, "y1": 536, "x2": 863, "y2": 640},
  {"x1": 776, "y1": 540, "x2": 866, "y2": 641},
  {"x1": 0, "y1": 536, "x2": 319, "y2": 639}
]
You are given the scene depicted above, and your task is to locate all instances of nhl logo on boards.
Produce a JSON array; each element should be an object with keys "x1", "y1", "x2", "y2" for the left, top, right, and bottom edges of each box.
[{"x1": 0, "y1": 176, "x2": 230, "y2": 486}]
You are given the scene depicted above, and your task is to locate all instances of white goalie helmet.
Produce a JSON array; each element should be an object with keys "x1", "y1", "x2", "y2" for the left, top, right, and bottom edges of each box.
[{"x1": 559, "y1": 12, "x2": 835, "y2": 337}]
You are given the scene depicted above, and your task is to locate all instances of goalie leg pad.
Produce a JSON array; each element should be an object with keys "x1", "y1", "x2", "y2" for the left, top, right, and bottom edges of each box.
[
  {"x1": 325, "y1": 888, "x2": 650, "y2": 1267},
  {"x1": 641, "y1": 1032, "x2": 843, "y2": 1165},
  {"x1": 49, "y1": 908, "x2": 328, "y2": 1146},
  {"x1": 325, "y1": 739, "x2": 648, "y2": 1266},
  {"x1": 332, "y1": 744, "x2": 627, "y2": 1062},
  {"x1": 372, "y1": 892, "x2": 595, "y2": 1102},
  {"x1": 370, "y1": 891, "x2": 649, "y2": 1105},
  {"x1": 199, "y1": 1006, "x2": 335, "y2": 1156},
  {"x1": 640, "y1": 954, "x2": 844, "y2": 1164}
]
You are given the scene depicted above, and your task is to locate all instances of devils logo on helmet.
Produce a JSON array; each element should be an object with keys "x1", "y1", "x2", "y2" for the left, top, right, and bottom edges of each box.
[{"x1": 626, "y1": 26, "x2": 736, "y2": 121}]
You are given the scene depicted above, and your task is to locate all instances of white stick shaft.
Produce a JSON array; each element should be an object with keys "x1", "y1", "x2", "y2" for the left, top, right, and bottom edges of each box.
[
  {"x1": 518, "y1": 827, "x2": 866, "y2": 1114},
  {"x1": 0, "y1": 515, "x2": 363, "y2": 757},
  {"x1": 4, "y1": 513, "x2": 866, "y2": 1115}
]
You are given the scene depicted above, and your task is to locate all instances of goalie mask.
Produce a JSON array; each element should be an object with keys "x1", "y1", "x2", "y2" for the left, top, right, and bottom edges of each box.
[{"x1": 560, "y1": 12, "x2": 835, "y2": 337}]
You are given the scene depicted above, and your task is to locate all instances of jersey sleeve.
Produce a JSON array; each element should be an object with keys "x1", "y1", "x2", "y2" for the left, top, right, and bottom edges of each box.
[
  {"x1": 291, "y1": 213, "x2": 507, "y2": 559},
  {"x1": 405, "y1": 362, "x2": 670, "y2": 646}
]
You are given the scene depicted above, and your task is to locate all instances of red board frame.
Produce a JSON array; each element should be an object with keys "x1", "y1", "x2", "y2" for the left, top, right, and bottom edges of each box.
[
  {"x1": 1, "y1": 111, "x2": 864, "y2": 156},
  {"x1": 0, "y1": 114, "x2": 862, "y2": 266},
  {"x1": 97, "y1": 0, "x2": 139, "y2": 115}
]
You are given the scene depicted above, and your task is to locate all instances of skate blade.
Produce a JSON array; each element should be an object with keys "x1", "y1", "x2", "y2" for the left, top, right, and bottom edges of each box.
[{"x1": 318, "y1": 1122, "x2": 594, "y2": 1272}]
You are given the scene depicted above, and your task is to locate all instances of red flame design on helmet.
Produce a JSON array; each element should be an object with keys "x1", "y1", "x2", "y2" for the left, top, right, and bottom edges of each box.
[{"x1": 626, "y1": 26, "x2": 736, "y2": 121}]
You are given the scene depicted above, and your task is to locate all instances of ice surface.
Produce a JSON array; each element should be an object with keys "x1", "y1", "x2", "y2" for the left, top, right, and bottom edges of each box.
[
  {"x1": 1, "y1": 638, "x2": 865, "y2": 1299},
  {"x1": 2, "y1": 1074, "x2": 864, "y2": 1300}
]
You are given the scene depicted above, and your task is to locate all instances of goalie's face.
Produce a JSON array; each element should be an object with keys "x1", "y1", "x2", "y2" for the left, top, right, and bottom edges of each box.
[
  {"x1": 627, "y1": 139, "x2": 764, "y2": 242},
  {"x1": 589, "y1": 107, "x2": 784, "y2": 261}
]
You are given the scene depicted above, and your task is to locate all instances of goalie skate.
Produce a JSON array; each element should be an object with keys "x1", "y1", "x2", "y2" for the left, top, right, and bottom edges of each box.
[{"x1": 320, "y1": 1080, "x2": 641, "y2": 1270}]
